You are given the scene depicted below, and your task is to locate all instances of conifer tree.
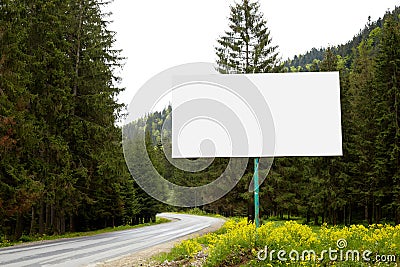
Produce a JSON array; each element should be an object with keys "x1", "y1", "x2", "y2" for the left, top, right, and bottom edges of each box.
[
  {"x1": 214, "y1": 0, "x2": 283, "y2": 220},
  {"x1": 373, "y1": 16, "x2": 400, "y2": 223},
  {"x1": 349, "y1": 30, "x2": 381, "y2": 224},
  {"x1": 215, "y1": 0, "x2": 282, "y2": 74}
]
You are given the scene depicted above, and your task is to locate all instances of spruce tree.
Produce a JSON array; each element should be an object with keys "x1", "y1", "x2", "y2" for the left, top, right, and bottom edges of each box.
[
  {"x1": 214, "y1": 0, "x2": 282, "y2": 220},
  {"x1": 374, "y1": 15, "x2": 400, "y2": 224},
  {"x1": 349, "y1": 31, "x2": 381, "y2": 224},
  {"x1": 0, "y1": 0, "x2": 45, "y2": 239},
  {"x1": 215, "y1": 0, "x2": 282, "y2": 74}
]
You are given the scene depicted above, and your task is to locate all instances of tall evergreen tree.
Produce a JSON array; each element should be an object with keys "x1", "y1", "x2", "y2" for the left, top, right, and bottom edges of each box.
[
  {"x1": 215, "y1": 0, "x2": 282, "y2": 74},
  {"x1": 349, "y1": 29, "x2": 381, "y2": 224},
  {"x1": 0, "y1": 0, "x2": 45, "y2": 240},
  {"x1": 373, "y1": 15, "x2": 400, "y2": 224},
  {"x1": 214, "y1": 0, "x2": 283, "y2": 220}
]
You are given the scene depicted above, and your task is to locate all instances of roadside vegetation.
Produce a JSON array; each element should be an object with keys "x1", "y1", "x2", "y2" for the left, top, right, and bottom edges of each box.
[
  {"x1": 155, "y1": 218, "x2": 399, "y2": 266},
  {"x1": 174, "y1": 208, "x2": 225, "y2": 219}
]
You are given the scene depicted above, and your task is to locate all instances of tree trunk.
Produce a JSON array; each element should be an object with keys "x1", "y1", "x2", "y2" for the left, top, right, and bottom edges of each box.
[
  {"x1": 364, "y1": 202, "x2": 370, "y2": 224},
  {"x1": 39, "y1": 201, "x2": 45, "y2": 235},
  {"x1": 333, "y1": 210, "x2": 337, "y2": 226},
  {"x1": 372, "y1": 196, "x2": 375, "y2": 224},
  {"x1": 395, "y1": 208, "x2": 400, "y2": 225},
  {"x1": 348, "y1": 204, "x2": 352, "y2": 225},
  {"x1": 69, "y1": 214, "x2": 75, "y2": 232},
  {"x1": 45, "y1": 202, "x2": 50, "y2": 233},
  {"x1": 247, "y1": 199, "x2": 254, "y2": 223},
  {"x1": 51, "y1": 205, "x2": 54, "y2": 228},
  {"x1": 343, "y1": 206, "x2": 346, "y2": 225},
  {"x1": 54, "y1": 214, "x2": 60, "y2": 235},
  {"x1": 60, "y1": 213, "x2": 65, "y2": 234},
  {"x1": 374, "y1": 204, "x2": 381, "y2": 224},
  {"x1": 73, "y1": 0, "x2": 84, "y2": 97},
  {"x1": 314, "y1": 214, "x2": 319, "y2": 225},
  {"x1": 30, "y1": 206, "x2": 35, "y2": 235},
  {"x1": 14, "y1": 213, "x2": 23, "y2": 240}
]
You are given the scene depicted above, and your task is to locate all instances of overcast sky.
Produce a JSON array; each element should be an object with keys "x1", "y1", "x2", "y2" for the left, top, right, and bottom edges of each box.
[{"x1": 107, "y1": 0, "x2": 399, "y2": 107}]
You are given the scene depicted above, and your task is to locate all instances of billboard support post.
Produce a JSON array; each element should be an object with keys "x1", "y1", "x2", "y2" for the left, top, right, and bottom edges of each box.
[{"x1": 254, "y1": 157, "x2": 260, "y2": 228}]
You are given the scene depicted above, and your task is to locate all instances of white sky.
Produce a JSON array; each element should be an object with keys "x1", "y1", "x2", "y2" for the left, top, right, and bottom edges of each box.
[{"x1": 107, "y1": 0, "x2": 399, "y2": 106}]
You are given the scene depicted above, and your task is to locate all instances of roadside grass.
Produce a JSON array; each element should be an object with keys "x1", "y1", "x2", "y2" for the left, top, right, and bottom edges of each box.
[
  {"x1": 154, "y1": 218, "x2": 400, "y2": 266},
  {"x1": 0, "y1": 217, "x2": 170, "y2": 248},
  {"x1": 174, "y1": 208, "x2": 225, "y2": 219}
]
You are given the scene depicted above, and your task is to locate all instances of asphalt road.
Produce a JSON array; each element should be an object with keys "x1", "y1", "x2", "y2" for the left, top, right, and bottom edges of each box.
[{"x1": 0, "y1": 213, "x2": 224, "y2": 267}]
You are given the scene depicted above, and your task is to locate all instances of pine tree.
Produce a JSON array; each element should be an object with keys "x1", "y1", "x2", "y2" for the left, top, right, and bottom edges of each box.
[
  {"x1": 349, "y1": 30, "x2": 381, "y2": 224},
  {"x1": 0, "y1": 0, "x2": 45, "y2": 240},
  {"x1": 319, "y1": 47, "x2": 338, "y2": 72},
  {"x1": 303, "y1": 47, "x2": 351, "y2": 225},
  {"x1": 215, "y1": 0, "x2": 282, "y2": 74},
  {"x1": 214, "y1": 0, "x2": 283, "y2": 220}
]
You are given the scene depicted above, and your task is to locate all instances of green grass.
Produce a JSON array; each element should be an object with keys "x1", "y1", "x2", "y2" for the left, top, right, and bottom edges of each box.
[
  {"x1": 174, "y1": 208, "x2": 225, "y2": 219},
  {"x1": 0, "y1": 217, "x2": 170, "y2": 248}
]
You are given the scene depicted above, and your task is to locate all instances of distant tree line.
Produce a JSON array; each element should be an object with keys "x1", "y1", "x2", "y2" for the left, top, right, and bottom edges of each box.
[{"x1": 284, "y1": 8, "x2": 399, "y2": 71}]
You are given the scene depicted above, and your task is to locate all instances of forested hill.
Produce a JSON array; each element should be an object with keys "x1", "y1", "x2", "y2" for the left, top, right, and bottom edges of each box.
[{"x1": 284, "y1": 6, "x2": 400, "y2": 71}]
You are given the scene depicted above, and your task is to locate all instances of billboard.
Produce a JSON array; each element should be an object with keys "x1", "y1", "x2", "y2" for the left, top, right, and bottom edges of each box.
[{"x1": 172, "y1": 72, "x2": 342, "y2": 158}]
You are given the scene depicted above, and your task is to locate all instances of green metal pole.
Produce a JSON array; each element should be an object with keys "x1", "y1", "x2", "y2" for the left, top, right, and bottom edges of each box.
[{"x1": 254, "y1": 157, "x2": 260, "y2": 228}]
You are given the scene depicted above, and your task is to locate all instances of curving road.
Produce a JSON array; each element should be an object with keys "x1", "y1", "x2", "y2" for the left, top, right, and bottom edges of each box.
[{"x1": 0, "y1": 213, "x2": 224, "y2": 267}]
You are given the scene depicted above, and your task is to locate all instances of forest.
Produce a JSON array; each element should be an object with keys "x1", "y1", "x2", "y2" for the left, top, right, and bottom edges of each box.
[
  {"x1": 1, "y1": 0, "x2": 399, "y2": 243},
  {"x1": 0, "y1": 0, "x2": 161, "y2": 241}
]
